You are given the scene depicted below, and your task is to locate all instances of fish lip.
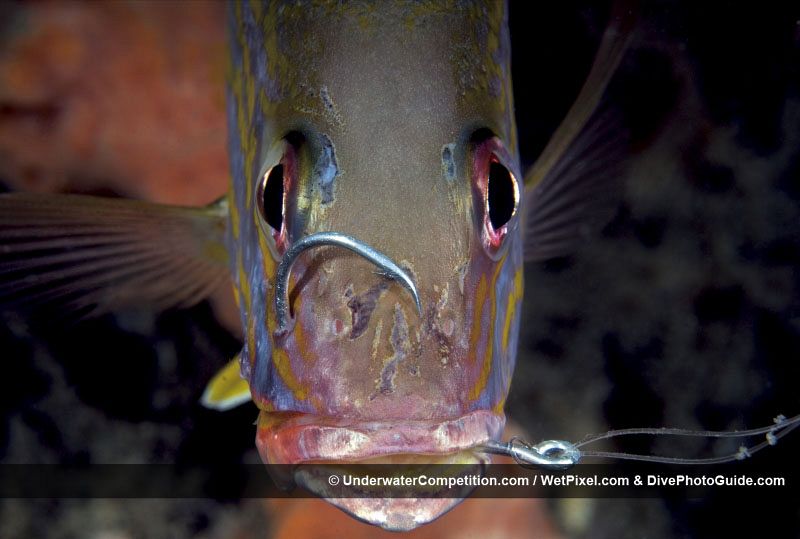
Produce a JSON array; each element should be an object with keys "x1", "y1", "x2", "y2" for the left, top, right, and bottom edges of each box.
[
  {"x1": 256, "y1": 409, "x2": 504, "y2": 464},
  {"x1": 256, "y1": 410, "x2": 502, "y2": 531}
]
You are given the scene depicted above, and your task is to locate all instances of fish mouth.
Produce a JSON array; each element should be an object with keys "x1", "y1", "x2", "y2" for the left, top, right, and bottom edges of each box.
[
  {"x1": 256, "y1": 410, "x2": 504, "y2": 530},
  {"x1": 256, "y1": 409, "x2": 503, "y2": 463}
]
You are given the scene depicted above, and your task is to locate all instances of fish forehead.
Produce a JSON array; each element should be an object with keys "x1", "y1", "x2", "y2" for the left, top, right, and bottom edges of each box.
[
  {"x1": 228, "y1": 2, "x2": 513, "y2": 166},
  {"x1": 317, "y1": 13, "x2": 466, "y2": 261},
  {"x1": 249, "y1": 1, "x2": 514, "y2": 124},
  {"x1": 257, "y1": 0, "x2": 514, "y2": 272}
]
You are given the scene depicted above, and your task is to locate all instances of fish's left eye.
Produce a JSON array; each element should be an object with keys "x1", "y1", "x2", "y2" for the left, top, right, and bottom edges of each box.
[
  {"x1": 472, "y1": 134, "x2": 520, "y2": 257},
  {"x1": 487, "y1": 159, "x2": 517, "y2": 231}
]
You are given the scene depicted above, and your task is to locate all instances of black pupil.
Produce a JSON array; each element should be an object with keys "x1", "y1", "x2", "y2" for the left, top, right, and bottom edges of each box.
[
  {"x1": 488, "y1": 161, "x2": 515, "y2": 230},
  {"x1": 262, "y1": 164, "x2": 284, "y2": 231}
]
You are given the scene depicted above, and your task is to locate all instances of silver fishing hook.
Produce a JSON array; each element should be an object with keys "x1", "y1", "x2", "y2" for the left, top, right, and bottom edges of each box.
[
  {"x1": 480, "y1": 438, "x2": 581, "y2": 470},
  {"x1": 274, "y1": 231, "x2": 422, "y2": 334}
]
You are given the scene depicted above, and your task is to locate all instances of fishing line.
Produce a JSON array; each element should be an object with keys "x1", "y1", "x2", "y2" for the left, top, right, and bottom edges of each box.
[{"x1": 481, "y1": 413, "x2": 800, "y2": 470}]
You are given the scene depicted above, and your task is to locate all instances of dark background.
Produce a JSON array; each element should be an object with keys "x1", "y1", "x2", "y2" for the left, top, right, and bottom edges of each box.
[
  {"x1": 509, "y1": 1, "x2": 800, "y2": 537},
  {"x1": 1, "y1": 1, "x2": 799, "y2": 537}
]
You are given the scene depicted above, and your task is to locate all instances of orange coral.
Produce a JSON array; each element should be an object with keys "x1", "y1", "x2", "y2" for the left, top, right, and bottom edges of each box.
[{"x1": 0, "y1": 0, "x2": 228, "y2": 205}]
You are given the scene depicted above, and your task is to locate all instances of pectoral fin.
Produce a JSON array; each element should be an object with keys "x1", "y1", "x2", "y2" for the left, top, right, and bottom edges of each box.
[
  {"x1": 522, "y1": 1, "x2": 636, "y2": 261},
  {"x1": 0, "y1": 193, "x2": 231, "y2": 317},
  {"x1": 201, "y1": 354, "x2": 252, "y2": 411}
]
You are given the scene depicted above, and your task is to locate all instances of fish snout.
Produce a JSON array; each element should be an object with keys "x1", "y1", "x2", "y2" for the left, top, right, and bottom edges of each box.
[{"x1": 272, "y1": 253, "x2": 475, "y2": 420}]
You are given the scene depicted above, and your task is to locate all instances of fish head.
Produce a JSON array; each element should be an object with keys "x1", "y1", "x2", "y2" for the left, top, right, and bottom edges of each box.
[{"x1": 226, "y1": 0, "x2": 523, "y2": 529}]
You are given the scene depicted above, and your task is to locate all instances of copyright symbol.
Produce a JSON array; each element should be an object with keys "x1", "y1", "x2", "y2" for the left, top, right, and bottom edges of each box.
[{"x1": 328, "y1": 474, "x2": 340, "y2": 486}]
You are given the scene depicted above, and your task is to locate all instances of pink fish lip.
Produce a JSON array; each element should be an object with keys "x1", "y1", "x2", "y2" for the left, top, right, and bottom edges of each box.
[
  {"x1": 257, "y1": 410, "x2": 503, "y2": 530},
  {"x1": 256, "y1": 409, "x2": 504, "y2": 465}
]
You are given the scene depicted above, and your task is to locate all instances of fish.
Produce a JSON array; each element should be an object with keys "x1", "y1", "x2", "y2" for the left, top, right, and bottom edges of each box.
[{"x1": 0, "y1": 0, "x2": 634, "y2": 531}]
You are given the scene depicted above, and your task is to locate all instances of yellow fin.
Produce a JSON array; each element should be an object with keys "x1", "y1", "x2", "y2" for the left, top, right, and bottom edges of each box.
[{"x1": 201, "y1": 354, "x2": 252, "y2": 411}]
